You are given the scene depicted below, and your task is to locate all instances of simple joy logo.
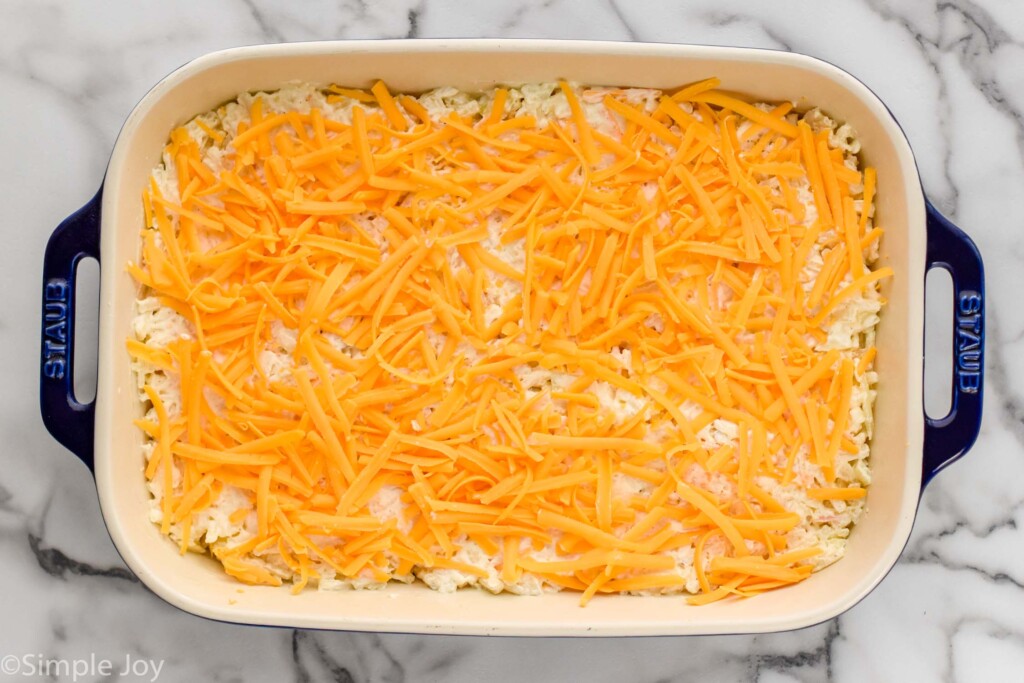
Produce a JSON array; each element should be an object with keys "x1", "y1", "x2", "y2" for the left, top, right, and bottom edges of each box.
[
  {"x1": 42, "y1": 279, "x2": 70, "y2": 380},
  {"x1": 1, "y1": 653, "x2": 164, "y2": 682}
]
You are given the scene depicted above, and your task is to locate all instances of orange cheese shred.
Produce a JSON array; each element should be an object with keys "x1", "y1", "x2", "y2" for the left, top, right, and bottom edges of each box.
[{"x1": 130, "y1": 79, "x2": 885, "y2": 606}]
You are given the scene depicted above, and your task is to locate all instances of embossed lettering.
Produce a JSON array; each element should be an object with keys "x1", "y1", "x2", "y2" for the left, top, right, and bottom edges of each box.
[
  {"x1": 45, "y1": 280, "x2": 68, "y2": 302},
  {"x1": 44, "y1": 301, "x2": 67, "y2": 320},
  {"x1": 44, "y1": 320, "x2": 68, "y2": 344},
  {"x1": 43, "y1": 358, "x2": 66, "y2": 380},
  {"x1": 958, "y1": 372, "x2": 980, "y2": 393},
  {"x1": 956, "y1": 328, "x2": 981, "y2": 353},
  {"x1": 958, "y1": 351, "x2": 981, "y2": 372},
  {"x1": 43, "y1": 339, "x2": 66, "y2": 356},
  {"x1": 956, "y1": 313, "x2": 982, "y2": 334},
  {"x1": 958, "y1": 291, "x2": 982, "y2": 315},
  {"x1": 42, "y1": 278, "x2": 70, "y2": 382},
  {"x1": 953, "y1": 290, "x2": 983, "y2": 395}
]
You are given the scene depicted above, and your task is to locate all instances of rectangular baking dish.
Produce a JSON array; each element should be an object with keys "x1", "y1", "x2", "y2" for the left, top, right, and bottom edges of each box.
[{"x1": 39, "y1": 39, "x2": 985, "y2": 636}]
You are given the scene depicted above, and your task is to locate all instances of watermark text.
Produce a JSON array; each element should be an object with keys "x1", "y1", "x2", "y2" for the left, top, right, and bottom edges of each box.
[{"x1": 1, "y1": 653, "x2": 164, "y2": 681}]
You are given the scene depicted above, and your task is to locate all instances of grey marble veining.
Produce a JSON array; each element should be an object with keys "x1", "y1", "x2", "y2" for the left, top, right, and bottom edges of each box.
[{"x1": 3, "y1": 0, "x2": 1023, "y2": 681}]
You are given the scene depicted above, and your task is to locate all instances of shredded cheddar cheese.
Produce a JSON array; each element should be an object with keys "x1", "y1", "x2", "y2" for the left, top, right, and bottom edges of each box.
[{"x1": 129, "y1": 80, "x2": 889, "y2": 606}]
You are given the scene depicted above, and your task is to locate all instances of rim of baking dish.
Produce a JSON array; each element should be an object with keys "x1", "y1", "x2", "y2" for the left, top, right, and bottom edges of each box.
[{"x1": 94, "y1": 39, "x2": 925, "y2": 635}]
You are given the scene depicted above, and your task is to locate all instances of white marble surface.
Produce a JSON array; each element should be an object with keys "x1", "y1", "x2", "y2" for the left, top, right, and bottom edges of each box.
[{"x1": 2, "y1": 0, "x2": 1023, "y2": 680}]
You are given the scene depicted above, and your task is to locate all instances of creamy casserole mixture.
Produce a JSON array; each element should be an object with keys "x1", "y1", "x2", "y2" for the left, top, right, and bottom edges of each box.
[{"x1": 129, "y1": 80, "x2": 890, "y2": 604}]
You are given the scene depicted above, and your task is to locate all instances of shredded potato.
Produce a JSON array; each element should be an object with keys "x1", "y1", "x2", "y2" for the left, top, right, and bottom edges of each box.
[{"x1": 129, "y1": 79, "x2": 889, "y2": 604}]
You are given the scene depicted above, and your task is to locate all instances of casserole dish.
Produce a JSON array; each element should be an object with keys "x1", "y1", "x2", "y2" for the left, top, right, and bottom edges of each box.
[{"x1": 39, "y1": 39, "x2": 985, "y2": 636}]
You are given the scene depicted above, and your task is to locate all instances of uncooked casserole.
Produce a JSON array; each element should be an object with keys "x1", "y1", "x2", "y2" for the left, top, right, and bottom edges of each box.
[{"x1": 127, "y1": 79, "x2": 892, "y2": 605}]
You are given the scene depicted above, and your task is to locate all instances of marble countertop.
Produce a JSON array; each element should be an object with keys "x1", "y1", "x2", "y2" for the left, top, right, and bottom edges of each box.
[{"x1": 3, "y1": 0, "x2": 1023, "y2": 680}]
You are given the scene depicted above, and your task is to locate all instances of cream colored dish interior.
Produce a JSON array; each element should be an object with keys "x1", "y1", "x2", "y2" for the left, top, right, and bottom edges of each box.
[{"x1": 95, "y1": 40, "x2": 924, "y2": 635}]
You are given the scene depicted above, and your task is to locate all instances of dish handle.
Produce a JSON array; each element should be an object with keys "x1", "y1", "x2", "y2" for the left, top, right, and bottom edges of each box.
[
  {"x1": 922, "y1": 200, "x2": 984, "y2": 488},
  {"x1": 40, "y1": 188, "x2": 102, "y2": 471}
]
